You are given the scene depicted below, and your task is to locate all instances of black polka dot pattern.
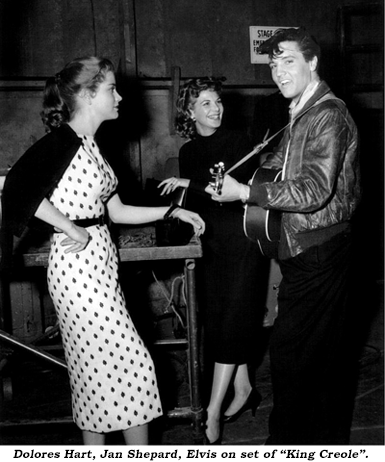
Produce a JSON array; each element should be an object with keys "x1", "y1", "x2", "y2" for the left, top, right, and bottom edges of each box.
[{"x1": 47, "y1": 136, "x2": 162, "y2": 432}]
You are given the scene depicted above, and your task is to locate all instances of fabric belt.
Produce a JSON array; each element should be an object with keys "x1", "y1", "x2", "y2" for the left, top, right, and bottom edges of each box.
[{"x1": 72, "y1": 216, "x2": 105, "y2": 228}]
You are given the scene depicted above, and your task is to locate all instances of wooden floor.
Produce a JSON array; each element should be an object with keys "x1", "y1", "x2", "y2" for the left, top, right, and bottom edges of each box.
[{"x1": 0, "y1": 285, "x2": 383, "y2": 446}]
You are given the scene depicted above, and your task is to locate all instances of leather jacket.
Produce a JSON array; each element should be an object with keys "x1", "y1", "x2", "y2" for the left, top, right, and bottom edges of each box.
[{"x1": 249, "y1": 81, "x2": 361, "y2": 260}]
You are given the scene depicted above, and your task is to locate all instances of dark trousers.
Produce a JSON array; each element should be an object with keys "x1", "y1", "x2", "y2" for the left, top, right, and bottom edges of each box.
[{"x1": 267, "y1": 231, "x2": 359, "y2": 445}]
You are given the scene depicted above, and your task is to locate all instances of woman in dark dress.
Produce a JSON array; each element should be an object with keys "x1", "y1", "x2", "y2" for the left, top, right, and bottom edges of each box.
[{"x1": 159, "y1": 78, "x2": 267, "y2": 444}]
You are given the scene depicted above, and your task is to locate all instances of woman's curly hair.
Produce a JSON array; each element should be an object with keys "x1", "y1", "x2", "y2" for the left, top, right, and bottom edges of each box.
[
  {"x1": 41, "y1": 56, "x2": 115, "y2": 132},
  {"x1": 175, "y1": 77, "x2": 225, "y2": 139}
]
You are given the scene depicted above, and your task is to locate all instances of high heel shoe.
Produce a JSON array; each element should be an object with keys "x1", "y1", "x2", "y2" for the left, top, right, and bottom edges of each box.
[
  {"x1": 223, "y1": 388, "x2": 262, "y2": 423},
  {"x1": 204, "y1": 431, "x2": 222, "y2": 445},
  {"x1": 203, "y1": 418, "x2": 223, "y2": 445}
]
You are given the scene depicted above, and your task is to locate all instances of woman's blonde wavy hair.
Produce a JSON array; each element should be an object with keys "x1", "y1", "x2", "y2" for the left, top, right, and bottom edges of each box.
[{"x1": 41, "y1": 56, "x2": 115, "y2": 132}]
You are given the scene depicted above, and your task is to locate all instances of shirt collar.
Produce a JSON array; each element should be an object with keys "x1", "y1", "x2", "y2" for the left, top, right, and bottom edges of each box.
[{"x1": 289, "y1": 79, "x2": 320, "y2": 119}]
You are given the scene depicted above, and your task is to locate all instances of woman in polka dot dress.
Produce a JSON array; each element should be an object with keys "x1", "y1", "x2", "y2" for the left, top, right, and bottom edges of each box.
[{"x1": 1, "y1": 57, "x2": 205, "y2": 445}]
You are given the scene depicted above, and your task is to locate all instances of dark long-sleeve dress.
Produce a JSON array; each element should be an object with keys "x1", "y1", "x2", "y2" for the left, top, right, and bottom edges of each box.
[{"x1": 179, "y1": 126, "x2": 268, "y2": 365}]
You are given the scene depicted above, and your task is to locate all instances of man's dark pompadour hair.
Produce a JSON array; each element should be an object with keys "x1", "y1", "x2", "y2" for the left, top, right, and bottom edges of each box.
[{"x1": 258, "y1": 27, "x2": 321, "y2": 70}]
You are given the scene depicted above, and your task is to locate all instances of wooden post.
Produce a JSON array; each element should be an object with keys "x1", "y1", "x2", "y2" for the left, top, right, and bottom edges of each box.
[
  {"x1": 169, "y1": 66, "x2": 181, "y2": 135},
  {"x1": 118, "y1": 0, "x2": 137, "y2": 76}
]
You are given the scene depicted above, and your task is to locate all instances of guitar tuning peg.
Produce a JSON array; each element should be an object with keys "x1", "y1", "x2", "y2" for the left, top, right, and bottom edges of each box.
[{"x1": 210, "y1": 161, "x2": 225, "y2": 194}]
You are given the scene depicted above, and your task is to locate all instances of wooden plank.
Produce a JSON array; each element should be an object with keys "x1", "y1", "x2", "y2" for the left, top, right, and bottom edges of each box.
[
  {"x1": 9, "y1": 279, "x2": 42, "y2": 342},
  {"x1": 20, "y1": 226, "x2": 202, "y2": 267}
]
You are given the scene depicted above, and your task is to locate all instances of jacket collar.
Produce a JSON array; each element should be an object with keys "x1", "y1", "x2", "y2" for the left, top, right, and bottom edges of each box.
[{"x1": 291, "y1": 80, "x2": 333, "y2": 122}]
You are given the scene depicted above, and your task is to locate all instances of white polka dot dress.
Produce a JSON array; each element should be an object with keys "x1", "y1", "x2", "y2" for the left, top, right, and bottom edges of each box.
[{"x1": 47, "y1": 135, "x2": 162, "y2": 433}]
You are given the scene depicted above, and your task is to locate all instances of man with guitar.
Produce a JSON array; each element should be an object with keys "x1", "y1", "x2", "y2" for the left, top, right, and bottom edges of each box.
[{"x1": 206, "y1": 27, "x2": 361, "y2": 444}]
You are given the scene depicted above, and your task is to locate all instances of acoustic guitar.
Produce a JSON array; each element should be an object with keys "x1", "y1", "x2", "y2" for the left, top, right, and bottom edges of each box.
[{"x1": 243, "y1": 168, "x2": 282, "y2": 259}]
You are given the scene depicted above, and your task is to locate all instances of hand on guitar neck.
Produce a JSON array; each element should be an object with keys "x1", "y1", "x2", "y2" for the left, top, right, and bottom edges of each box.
[
  {"x1": 206, "y1": 165, "x2": 250, "y2": 203},
  {"x1": 206, "y1": 163, "x2": 282, "y2": 259},
  {"x1": 208, "y1": 162, "x2": 225, "y2": 195}
]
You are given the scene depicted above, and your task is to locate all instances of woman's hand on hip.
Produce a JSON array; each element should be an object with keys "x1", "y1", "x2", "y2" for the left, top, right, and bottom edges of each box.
[{"x1": 59, "y1": 223, "x2": 92, "y2": 253}]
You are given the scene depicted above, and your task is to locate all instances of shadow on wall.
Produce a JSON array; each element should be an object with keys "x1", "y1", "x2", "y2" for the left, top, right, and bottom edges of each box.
[
  {"x1": 96, "y1": 74, "x2": 151, "y2": 205},
  {"x1": 220, "y1": 91, "x2": 253, "y2": 133},
  {"x1": 0, "y1": 0, "x2": 30, "y2": 76},
  {"x1": 221, "y1": 90, "x2": 290, "y2": 158}
]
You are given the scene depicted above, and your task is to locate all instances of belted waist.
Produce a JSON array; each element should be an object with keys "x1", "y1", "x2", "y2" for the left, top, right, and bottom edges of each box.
[{"x1": 72, "y1": 216, "x2": 105, "y2": 227}]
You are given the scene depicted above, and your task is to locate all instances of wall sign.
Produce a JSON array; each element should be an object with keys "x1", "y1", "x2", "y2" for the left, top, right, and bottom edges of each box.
[{"x1": 250, "y1": 26, "x2": 293, "y2": 64}]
